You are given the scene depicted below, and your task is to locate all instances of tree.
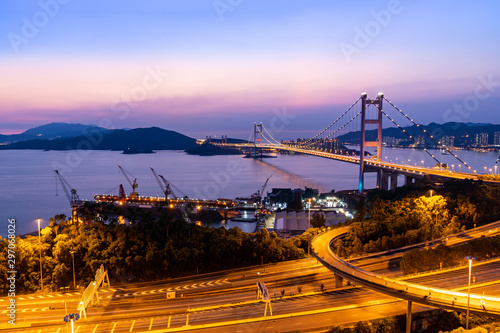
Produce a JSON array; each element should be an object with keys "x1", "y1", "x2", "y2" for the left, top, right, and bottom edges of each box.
[{"x1": 311, "y1": 212, "x2": 326, "y2": 228}]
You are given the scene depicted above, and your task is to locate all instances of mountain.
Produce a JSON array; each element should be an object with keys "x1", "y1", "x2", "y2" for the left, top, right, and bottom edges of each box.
[
  {"x1": 0, "y1": 127, "x2": 198, "y2": 151},
  {"x1": 337, "y1": 122, "x2": 500, "y2": 146},
  {"x1": 0, "y1": 122, "x2": 110, "y2": 144}
]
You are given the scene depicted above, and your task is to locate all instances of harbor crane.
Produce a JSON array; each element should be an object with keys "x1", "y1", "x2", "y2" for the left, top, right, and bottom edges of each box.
[
  {"x1": 118, "y1": 165, "x2": 139, "y2": 199},
  {"x1": 149, "y1": 167, "x2": 188, "y2": 199},
  {"x1": 54, "y1": 169, "x2": 81, "y2": 205},
  {"x1": 150, "y1": 167, "x2": 174, "y2": 199},
  {"x1": 256, "y1": 175, "x2": 272, "y2": 205}
]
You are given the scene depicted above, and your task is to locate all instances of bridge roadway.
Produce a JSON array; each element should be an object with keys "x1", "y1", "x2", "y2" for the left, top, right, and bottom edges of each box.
[
  {"x1": 311, "y1": 223, "x2": 500, "y2": 321},
  {"x1": 6, "y1": 222, "x2": 500, "y2": 332},
  {"x1": 216, "y1": 142, "x2": 481, "y2": 183}
]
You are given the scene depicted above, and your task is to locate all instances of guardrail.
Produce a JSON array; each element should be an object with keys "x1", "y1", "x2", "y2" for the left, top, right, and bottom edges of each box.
[{"x1": 311, "y1": 228, "x2": 500, "y2": 317}]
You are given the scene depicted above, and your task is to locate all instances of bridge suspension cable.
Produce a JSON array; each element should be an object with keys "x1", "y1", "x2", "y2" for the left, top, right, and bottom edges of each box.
[
  {"x1": 261, "y1": 125, "x2": 283, "y2": 146},
  {"x1": 298, "y1": 96, "x2": 362, "y2": 147},
  {"x1": 380, "y1": 110, "x2": 442, "y2": 165},
  {"x1": 384, "y1": 97, "x2": 477, "y2": 174}
]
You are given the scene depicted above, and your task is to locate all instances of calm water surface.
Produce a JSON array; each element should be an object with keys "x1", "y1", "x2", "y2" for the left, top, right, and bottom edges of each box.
[{"x1": 1, "y1": 148, "x2": 497, "y2": 237}]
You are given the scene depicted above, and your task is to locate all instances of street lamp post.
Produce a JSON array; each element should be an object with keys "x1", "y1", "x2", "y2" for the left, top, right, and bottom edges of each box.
[
  {"x1": 307, "y1": 199, "x2": 311, "y2": 258},
  {"x1": 37, "y1": 219, "x2": 43, "y2": 293},
  {"x1": 70, "y1": 251, "x2": 76, "y2": 290},
  {"x1": 465, "y1": 256, "x2": 476, "y2": 330},
  {"x1": 430, "y1": 190, "x2": 433, "y2": 198}
]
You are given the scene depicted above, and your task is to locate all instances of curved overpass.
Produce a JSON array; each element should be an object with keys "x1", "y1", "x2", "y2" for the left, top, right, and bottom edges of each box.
[{"x1": 311, "y1": 227, "x2": 500, "y2": 317}]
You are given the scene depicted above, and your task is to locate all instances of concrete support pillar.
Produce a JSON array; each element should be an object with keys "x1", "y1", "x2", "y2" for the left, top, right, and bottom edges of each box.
[
  {"x1": 376, "y1": 169, "x2": 382, "y2": 189},
  {"x1": 406, "y1": 301, "x2": 412, "y2": 333},
  {"x1": 381, "y1": 171, "x2": 389, "y2": 191},
  {"x1": 390, "y1": 173, "x2": 398, "y2": 190},
  {"x1": 334, "y1": 274, "x2": 344, "y2": 288},
  {"x1": 405, "y1": 176, "x2": 414, "y2": 185}
]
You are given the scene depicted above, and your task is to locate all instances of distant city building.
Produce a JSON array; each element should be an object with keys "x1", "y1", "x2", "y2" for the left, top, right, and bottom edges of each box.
[
  {"x1": 441, "y1": 135, "x2": 455, "y2": 148},
  {"x1": 494, "y1": 131, "x2": 500, "y2": 146},
  {"x1": 475, "y1": 132, "x2": 489, "y2": 146},
  {"x1": 414, "y1": 135, "x2": 425, "y2": 146},
  {"x1": 303, "y1": 187, "x2": 319, "y2": 199},
  {"x1": 383, "y1": 136, "x2": 403, "y2": 147}
]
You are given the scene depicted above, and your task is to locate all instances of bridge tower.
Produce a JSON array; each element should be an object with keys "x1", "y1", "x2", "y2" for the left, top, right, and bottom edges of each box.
[
  {"x1": 359, "y1": 93, "x2": 384, "y2": 193},
  {"x1": 253, "y1": 122, "x2": 263, "y2": 158}
]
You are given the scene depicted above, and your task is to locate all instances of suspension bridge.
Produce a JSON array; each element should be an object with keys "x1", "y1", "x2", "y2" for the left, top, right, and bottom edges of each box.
[{"x1": 207, "y1": 93, "x2": 486, "y2": 193}]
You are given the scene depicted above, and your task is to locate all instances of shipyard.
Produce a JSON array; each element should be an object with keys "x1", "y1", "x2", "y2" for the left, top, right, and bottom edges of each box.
[{"x1": 55, "y1": 164, "x2": 352, "y2": 234}]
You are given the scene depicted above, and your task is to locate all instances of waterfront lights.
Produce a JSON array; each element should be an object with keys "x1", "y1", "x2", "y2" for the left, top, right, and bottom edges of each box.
[
  {"x1": 37, "y1": 218, "x2": 43, "y2": 293},
  {"x1": 465, "y1": 256, "x2": 476, "y2": 330}
]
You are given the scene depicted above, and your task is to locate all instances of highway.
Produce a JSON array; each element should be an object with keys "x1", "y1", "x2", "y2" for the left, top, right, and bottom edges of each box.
[
  {"x1": 311, "y1": 224, "x2": 500, "y2": 320},
  {"x1": 5, "y1": 221, "x2": 500, "y2": 332}
]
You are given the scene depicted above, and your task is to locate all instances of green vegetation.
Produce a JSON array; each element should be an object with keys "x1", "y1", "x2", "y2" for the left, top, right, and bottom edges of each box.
[
  {"x1": 333, "y1": 180, "x2": 500, "y2": 258},
  {"x1": 327, "y1": 309, "x2": 461, "y2": 333},
  {"x1": 311, "y1": 212, "x2": 326, "y2": 228},
  {"x1": 0, "y1": 211, "x2": 308, "y2": 294},
  {"x1": 401, "y1": 235, "x2": 500, "y2": 275},
  {"x1": 477, "y1": 174, "x2": 500, "y2": 182}
]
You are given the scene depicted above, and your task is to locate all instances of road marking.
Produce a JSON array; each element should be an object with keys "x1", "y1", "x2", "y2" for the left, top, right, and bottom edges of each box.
[
  {"x1": 29, "y1": 296, "x2": 35, "y2": 299},
  {"x1": 47, "y1": 295, "x2": 54, "y2": 298},
  {"x1": 19, "y1": 297, "x2": 25, "y2": 300}
]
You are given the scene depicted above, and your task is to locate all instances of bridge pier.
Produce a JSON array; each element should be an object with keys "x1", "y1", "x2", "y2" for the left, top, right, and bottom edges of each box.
[
  {"x1": 405, "y1": 175, "x2": 414, "y2": 186},
  {"x1": 390, "y1": 173, "x2": 398, "y2": 190},
  {"x1": 381, "y1": 171, "x2": 389, "y2": 190},
  {"x1": 334, "y1": 274, "x2": 344, "y2": 288},
  {"x1": 406, "y1": 300, "x2": 412, "y2": 333}
]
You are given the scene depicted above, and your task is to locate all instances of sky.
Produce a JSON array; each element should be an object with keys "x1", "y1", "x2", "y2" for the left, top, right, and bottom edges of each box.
[{"x1": 1, "y1": 0, "x2": 500, "y2": 140}]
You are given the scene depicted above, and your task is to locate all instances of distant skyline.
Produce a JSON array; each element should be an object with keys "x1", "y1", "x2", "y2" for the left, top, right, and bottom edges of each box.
[{"x1": 1, "y1": 1, "x2": 500, "y2": 140}]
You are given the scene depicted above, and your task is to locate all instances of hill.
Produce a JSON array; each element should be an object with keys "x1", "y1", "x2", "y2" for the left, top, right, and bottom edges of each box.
[
  {"x1": 337, "y1": 122, "x2": 500, "y2": 147},
  {"x1": 0, "y1": 122, "x2": 109, "y2": 144},
  {"x1": 0, "y1": 127, "x2": 198, "y2": 151}
]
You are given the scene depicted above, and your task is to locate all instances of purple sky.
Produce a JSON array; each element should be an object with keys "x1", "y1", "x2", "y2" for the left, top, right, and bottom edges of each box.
[{"x1": 1, "y1": 1, "x2": 500, "y2": 139}]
